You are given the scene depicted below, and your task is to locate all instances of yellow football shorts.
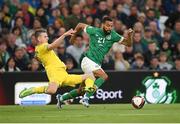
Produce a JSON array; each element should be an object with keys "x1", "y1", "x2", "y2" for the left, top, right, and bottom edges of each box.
[{"x1": 46, "y1": 67, "x2": 83, "y2": 87}]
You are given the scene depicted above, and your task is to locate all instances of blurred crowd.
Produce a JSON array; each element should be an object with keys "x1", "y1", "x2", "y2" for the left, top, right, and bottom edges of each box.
[{"x1": 0, "y1": 0, "x2": 180, "y2": 72}]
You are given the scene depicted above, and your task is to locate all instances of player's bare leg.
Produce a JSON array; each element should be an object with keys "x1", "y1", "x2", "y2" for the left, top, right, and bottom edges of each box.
[{"x1": 81, "y1": 69, "x2": 108, "y2": 107}]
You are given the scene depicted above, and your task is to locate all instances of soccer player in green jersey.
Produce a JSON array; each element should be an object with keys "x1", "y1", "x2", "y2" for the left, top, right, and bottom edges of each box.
[{"x1": 56, "y1": 16, "x2": 133, "y2": 108}]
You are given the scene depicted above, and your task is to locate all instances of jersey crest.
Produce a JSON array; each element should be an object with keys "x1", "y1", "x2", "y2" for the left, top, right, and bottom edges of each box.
[{"x1": 106, "y1": 35, "x2": 111, "y2": 40}]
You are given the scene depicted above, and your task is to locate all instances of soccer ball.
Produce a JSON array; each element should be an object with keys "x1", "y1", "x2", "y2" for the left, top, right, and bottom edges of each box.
[{"x1": 131, "y1": 96, "x2": 145, "y2": 109}]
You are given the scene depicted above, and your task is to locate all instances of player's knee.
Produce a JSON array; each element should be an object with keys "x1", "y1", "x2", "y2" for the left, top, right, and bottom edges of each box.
[
  {"x1": 102, "y1": 74, "x2": 108, "y2": 81},
  {"x1": 46, "y1": 87, "x2": 57, "y2": 94}
]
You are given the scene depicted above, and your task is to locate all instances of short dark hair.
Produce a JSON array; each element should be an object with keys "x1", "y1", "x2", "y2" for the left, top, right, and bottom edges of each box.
[
  {"x1": 102, "y1": 16, "x2": 112, "y2": 23},
  {"x1": 34, "y1": 29, "x2": 47, "y2": 38},
  {"x1": 164, "y1": 28, "x2": 171, "y2": 33}
]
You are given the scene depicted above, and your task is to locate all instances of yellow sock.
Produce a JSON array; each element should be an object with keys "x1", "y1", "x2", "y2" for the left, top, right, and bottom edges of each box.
[
  {"x1": 85, "y1": 78, "x2": 94, "y2": 89},
  {"x1": 32, "y1": 86, "x2": 48, "y2": 94}
]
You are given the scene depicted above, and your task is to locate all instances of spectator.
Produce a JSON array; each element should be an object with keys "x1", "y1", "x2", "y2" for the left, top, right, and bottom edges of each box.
[
  {"x1": 93, "y1": 1, "x2": 109, "y2": 20},
  {"x1": 174, "y1": 56, "x2": 180, "y2": 70},
  {"x1": 170, "y1": 19, "x2": 180, "y2": 45},
  {"x1": 36, "y1": 7, "x2": 48, "y2": 28},
  {"x1": 57, "y1": 43, "x2": 77, "y2": 68},
  {"x1": 48, "y1": 8, "x2": 61, "y2": 25},
  {"x1": 137, "y1": 12, "x2": 146, "y2": 26},
  {"x1": 160, "y1": 41, "x2": 172, "y2": 60},
  {"x1": 126, "y1": 5, "x2": 138, "y2": 28},
  {"x1": 60, "y1": 6, "x2": 69, "y2": 20},
  {"x1": 114, "y1": 51, "x2": 130, "y2": 71},
  {"x1": 0, "y1": 39, "x2": 10, "y2": 68},
  {"x1": 6, "y1": 33, "x2": 18, "y2": 56},
  {"x1": 27, "y1": 34, "x2": 37, "y2": 59},
  {"x1": 159, "y1": 52, "x2": 173, "y2": 70},
  {"x1": 13, "y1": 17, "x2": 28, "y2": 44},
  {"x1": 132, "y1": 31, "x2": 144, "y2": 54},
  {"x1": 39, "y1": 0, "x2": 52, "y2": 17},
  {"x1": 149, "y1": 21, "x2": 162, "y2": 44},
  {"x1": 114, "y1": 19, "x2": 125, "y2": 35},
  {"x1": 64, "y1": 4, "x2": 85, "y2": 30},
  {"x1": 14, "y1": 46, "x2": 30, "y2": 71},
  {"x1": 85, "y1": 15, "x2": 93, "y2": 26},
  {"x1": 149, "y1": 56, "x2": 160, "y2": 70},
  {"x1": 32, "y1": 17, "x2": 42, "y2": 30},
  {"x1": 133, "y1": 22, "x2": 144, "y2": 34},
  {"x1": 12, "y1": 26, "x2": 24, "y2": 47},
  {"x1": 163, "y1": 28, "x2": 172, "y2": 44},
  {"x1": 53, "y1": 18, "x2": 64, "y2": 34},
  {"x1": 1, "y1": 57, "x2": 20, "y2": 72},
  {"x1": 116, "y1": 4, "x2": 128, "y2": 25},
  {"x1": 20, "y1": 2, "x2": 34, "y2": 28},
  {"x1": 47, "y1": 25, "x2": 55, "y2": 42},
  {"x1": 141, "y1": 27, "x2": 153, "y2": 52},
  {"x1": 109, "y1": 9, "x2": 118, "y2": 20},
  {"x1": 131, "y1": 55, "x2": 147, "y2": 70},
  {"x1": 0, "y1": 3, "x2": 11, "y2": 29},
  {"x1": 66, "y1": 35, "x2": 86, "y2": 64},
  {"x1": 122, "y1": 0, "x2": 133, "y2": 16},
  {"x1": 65, "y1": 58, "x2": 75, "y2": 71},
  {"x1": 172, "y1": 42, "x2": 180, "y2": 60},
  {"x1": 145, "y1": 8, "x2": 160, "y2": 29},
  {"x1": 28, "y1": 58, "x2": 41, "y2": 72},
  {"x1": 107, "y1": 0, "x2": 114, "y2": 11},
  {"x1": 93, "y1": 18, "x2": 101, "y2": 28},
  {"x1": 123, "y1": 46, "x2": 134, "y2": 64},
  {"x1": 144, "y1": 41, "x2": 160, "y2": 66}
]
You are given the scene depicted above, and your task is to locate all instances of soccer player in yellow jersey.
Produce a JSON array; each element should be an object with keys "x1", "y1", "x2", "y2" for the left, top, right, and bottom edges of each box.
[{"x1": 19, "y1": 29, "x2": 94, "y2": 108}]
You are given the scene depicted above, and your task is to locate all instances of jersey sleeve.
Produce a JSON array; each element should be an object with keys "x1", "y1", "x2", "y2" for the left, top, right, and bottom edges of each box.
[
  {"x1": 113, "y1": 32, "x2": 124, "y2": 43},
  {"x1": 84, "y1": 26, "x2": 96, "y2": 35}
]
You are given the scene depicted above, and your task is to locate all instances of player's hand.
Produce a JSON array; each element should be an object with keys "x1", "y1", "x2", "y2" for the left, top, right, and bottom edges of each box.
[
  {"x1": 64, "y1": 29, "x2": 76, "y2": 36},
  {"x1": 127, "y1": 28, "x2": 134, "y2": 36}
]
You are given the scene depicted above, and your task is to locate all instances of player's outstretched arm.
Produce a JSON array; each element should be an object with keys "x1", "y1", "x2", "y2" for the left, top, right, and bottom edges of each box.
[
  {"x1": 70, "y1": 23, "x2": 88, "y2": 44},
  {"x1": 120, "y1": 28, "x2": 133, "y2": 47},
  {"x1": 48, "y1": 29, "x2": 76, "y2": 50}
]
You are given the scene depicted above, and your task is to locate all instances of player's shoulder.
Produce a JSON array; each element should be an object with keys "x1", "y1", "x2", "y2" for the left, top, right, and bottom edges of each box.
[
  {"x1": 87, "y1": 25, "x2": 99, "y2": 30},
  {"x1": 35, "y1": 43, "x2": 48, "y2": 51}
]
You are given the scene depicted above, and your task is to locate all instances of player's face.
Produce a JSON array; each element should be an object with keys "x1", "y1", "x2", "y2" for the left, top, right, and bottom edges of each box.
[
  {"x1": 38, "y1": 33, "x2": 49, "y2": 43},
  {"x1": 102, "y1": 21, "x2": 113, "y2": 34}
]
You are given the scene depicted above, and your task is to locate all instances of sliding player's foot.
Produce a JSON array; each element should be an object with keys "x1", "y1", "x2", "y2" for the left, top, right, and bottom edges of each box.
[
  {"x1": 79, "y1": 97, "x2": 89, "y2": 108},
  {"x1": 56, "y1": 94, "x2": 63, "y2": 109},
  {"x1": 19, "y1": 88, "x2": 34, "y2": 98}
]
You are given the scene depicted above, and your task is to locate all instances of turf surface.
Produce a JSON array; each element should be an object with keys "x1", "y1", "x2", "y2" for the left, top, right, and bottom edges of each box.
[{"x1": 0, "y1": 104, "x2": 179, "y2": 123}]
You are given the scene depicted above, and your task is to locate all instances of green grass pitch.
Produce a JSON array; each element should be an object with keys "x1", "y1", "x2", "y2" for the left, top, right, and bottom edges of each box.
[{"x1": 0, "y1": 104, "x2": 180, "y2": 123}]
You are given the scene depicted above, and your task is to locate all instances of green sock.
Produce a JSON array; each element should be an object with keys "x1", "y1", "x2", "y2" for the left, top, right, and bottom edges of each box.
[
  {"x1": 85, "y1": 77, "x2": 105, "y2": 98},
  {"x1": 60, "y1": 89, "x2": 79, "y2": 101}
]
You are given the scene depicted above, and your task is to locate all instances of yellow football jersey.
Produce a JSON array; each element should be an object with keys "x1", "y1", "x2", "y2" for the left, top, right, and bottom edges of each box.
[
  {"x1": 35, "y1": 43, "x2": 82, "y2": 87},
  {"x1": 35, "y1": 43, "x2": 66, "y2": 70}
]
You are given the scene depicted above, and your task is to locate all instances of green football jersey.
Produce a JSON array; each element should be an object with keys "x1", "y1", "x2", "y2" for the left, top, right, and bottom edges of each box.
[{"x1": 84, "y1": 26, "x2": 124, "y2": 65}]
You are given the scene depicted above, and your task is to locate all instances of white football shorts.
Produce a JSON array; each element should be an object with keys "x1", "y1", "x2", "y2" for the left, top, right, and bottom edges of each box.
[{"x1": 81, "y1": 57, "x2": 102, "y2": 73}]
